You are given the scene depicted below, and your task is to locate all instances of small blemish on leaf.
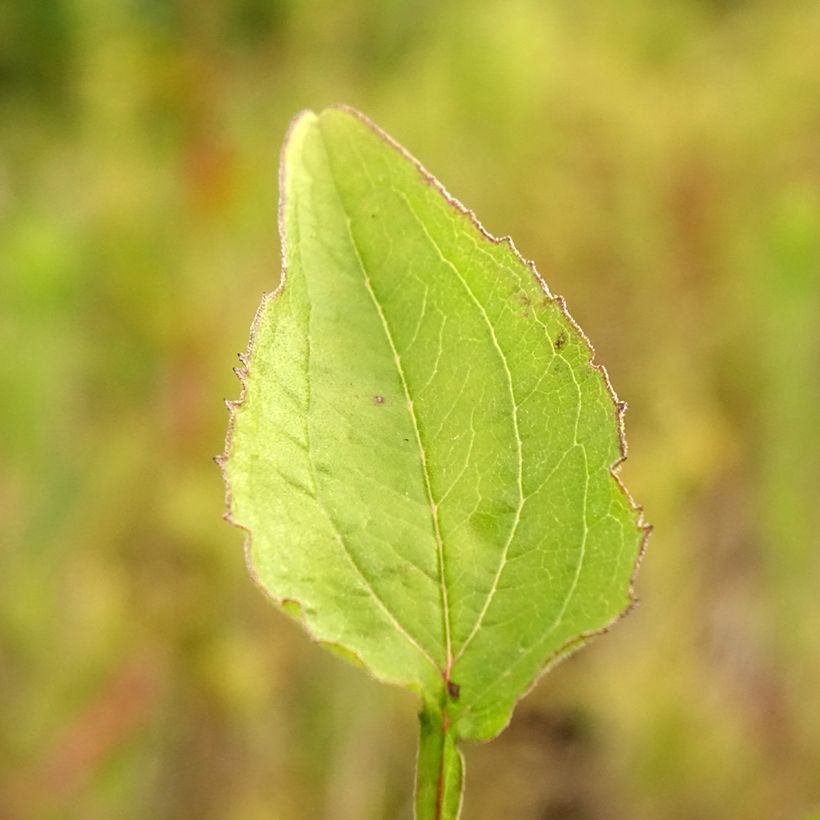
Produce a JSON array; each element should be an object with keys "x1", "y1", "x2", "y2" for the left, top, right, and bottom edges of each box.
[
  {"x1": 447, "y1": 681, "x2": 461, "y2": 701},
  {"x1": 372, "y1": 395, "x2": 385, "y2": 405},
  {"x1": 516, "y1": 293, "x2": 533, "y2": 320},
  {"x1": 554, "y1": 331, "x2": 567, "y2": 350}
]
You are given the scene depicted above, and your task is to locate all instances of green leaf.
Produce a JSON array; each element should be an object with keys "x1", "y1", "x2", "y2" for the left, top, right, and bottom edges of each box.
[{"x1": 221, "y1": 106, "x2": 647, "y2": 818}]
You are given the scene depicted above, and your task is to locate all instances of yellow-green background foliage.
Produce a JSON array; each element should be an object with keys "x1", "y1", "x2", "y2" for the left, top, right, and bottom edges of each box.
[{"x1": 2, "y1": 1, "x2": 819, "y2": 818}]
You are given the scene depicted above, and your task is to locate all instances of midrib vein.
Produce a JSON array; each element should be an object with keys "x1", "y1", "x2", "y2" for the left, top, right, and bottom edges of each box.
[
  {"x1": 290, "y1": 168, "x2": 441, "y2": 676},
  {"x1": 317, "y1": 128, "x2": 453, "y2": 674},
  {"x1": 348, "y1": 230, "x2": 454, "y2": 671}
]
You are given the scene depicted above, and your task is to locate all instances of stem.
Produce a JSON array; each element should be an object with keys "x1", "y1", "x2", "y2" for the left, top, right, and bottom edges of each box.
[{"x1": 415, "y1": 704, "x2": 464, "y2": 820}]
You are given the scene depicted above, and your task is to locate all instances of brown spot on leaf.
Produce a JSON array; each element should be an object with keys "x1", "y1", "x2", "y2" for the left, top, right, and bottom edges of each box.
[
  {"x1": 516, "y1": 292, "x2": 534, "y2": 320},
  {"x1": 447, "y1": 681, "x2": 461, "y2": 701},
  {"x1": 371, "y1": 395, "x2": 385, "y2": 405},
  {"x1": 554, "y1": 331, "x2": 567, "y2": 350}
]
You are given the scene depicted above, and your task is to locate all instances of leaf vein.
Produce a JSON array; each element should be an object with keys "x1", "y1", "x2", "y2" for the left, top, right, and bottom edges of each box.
[
  {"x1": 394, "y1": 191, "x2": 526, "y2": 664},
  {"x1": 293, "y1": 174, "x2": 442, "y2": 676},
  {"x1": 318, "y1": 125, "x2": 453, "y2": 673}
]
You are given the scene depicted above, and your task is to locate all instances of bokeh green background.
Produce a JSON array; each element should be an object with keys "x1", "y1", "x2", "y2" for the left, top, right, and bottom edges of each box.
[{"x1": 2, "y1": 1, "x2": 820, "y2": 818}]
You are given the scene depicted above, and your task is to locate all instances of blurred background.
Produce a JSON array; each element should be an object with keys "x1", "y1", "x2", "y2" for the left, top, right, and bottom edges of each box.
[{"x1": 2, "y1": 1, "x2": 819, "y2": 818}]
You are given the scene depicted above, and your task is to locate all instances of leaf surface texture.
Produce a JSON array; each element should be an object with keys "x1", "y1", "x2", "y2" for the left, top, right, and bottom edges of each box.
[{"x1": 224, "y1": 107, "x2": 645, "y2": 751}]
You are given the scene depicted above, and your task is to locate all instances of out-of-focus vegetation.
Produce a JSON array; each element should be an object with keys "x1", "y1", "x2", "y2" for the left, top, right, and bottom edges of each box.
[{"x1": 1, "y1": 1, "x2": 819, "y2": 818}]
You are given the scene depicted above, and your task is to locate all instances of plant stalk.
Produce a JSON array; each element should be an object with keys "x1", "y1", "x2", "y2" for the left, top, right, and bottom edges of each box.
[{"x1": 415, "y1": 704, "x2": 464, "y2": 820}]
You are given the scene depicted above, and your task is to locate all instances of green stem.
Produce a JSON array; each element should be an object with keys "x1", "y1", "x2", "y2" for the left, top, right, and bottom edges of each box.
[{"x1": 415, "y1": 704, "x2": 464, "y2": 820}]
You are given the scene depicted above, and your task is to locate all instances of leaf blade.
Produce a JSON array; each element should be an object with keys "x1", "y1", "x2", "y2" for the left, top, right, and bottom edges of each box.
[{"x1": 222, "y1": 105, "x2": 647, "y2": 806}]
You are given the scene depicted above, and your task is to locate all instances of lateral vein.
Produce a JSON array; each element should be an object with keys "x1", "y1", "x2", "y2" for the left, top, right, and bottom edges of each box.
[{"x1": 396, "y1": 192, "x2": 526, "y2": 664}]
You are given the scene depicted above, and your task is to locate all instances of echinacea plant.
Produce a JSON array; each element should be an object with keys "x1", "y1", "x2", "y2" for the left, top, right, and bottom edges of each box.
[{"x1": 220, "y1": 106, "x2": 647, "y2": 819}]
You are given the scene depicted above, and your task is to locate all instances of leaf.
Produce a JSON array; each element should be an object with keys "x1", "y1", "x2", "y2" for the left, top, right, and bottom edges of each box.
[{"x1": 220, "y1": 105, "x2": 648, "y2": 818}]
